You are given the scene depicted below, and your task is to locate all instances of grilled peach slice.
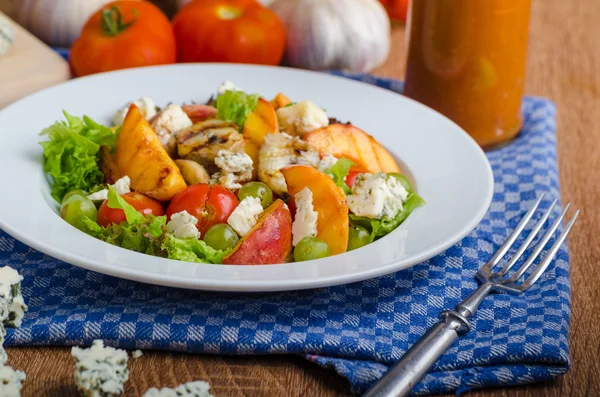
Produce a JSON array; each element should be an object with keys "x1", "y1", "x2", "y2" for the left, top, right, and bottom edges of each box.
[
  {"x1": 304, "y1": 124, "x2": 401, "y2": 174},
  {"x1": 304, "y1": 124, "x2": 381, "y2": 173},
  {"x1": 243, "y1": 98, "x2": 279, "y2": 147},
  {"x1": 282, "y1": 165, "x2": 349, "y2": 255},
  {"x1": 370, "y1": 136, "x2": 401, "y2": 173},
  {"x1": 116, "y1": 104, "x2": 187, "y2": 201},
  {"x1": 270, "y1": 93, "x2": 292, "y2": 110}
]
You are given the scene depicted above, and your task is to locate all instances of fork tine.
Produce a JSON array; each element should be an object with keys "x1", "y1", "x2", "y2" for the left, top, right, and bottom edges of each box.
[
  {"x1": 480, "y1": 194, "x2": 544, "y2": 273},
  {"x1": 519, "y1": 210, "x2": 580, "y2": 290},
  {"x1": 496, "y1": 199, "x2": 558, "y2": 276},
  {"x1": 509, "y1": 203, "x2": 571, "y2": 282}
]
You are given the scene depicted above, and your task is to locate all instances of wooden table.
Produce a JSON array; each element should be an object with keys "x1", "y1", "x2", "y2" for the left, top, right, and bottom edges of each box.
[{"x1": 6, "y1": 0, "x2": 600, "y2": 395}]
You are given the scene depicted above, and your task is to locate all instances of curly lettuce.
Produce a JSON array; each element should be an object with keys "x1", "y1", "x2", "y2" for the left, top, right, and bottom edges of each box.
[
  {"x1": 216, "y1": 90, "x2": 260, "y2": 129},
  {"x1": 161, "y1": 234, "x2": 230, "y2": 264},
  {"x1": 80, "y1": 186, "x2": 227, "y2": 264},
  {"x1": 39, "y1": 111, "x2": 117, "y2": 202}
]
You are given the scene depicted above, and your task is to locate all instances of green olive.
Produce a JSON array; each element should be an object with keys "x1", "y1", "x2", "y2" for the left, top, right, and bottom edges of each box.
[
  {"x1": 203, "y1": 224, "x2": 240, "y2": 251},
  {"x1": 347, "y1": 225, "x2": 371, "y2": 251},
  {"x1": 294, "y1": 236, "x2": 330, "y2": 262},
  {"x1": 238, "y1": 182, "x2": 273, "y2": 209},
  {"x1": 60, "y1": 195, "x2": 97, "y2": 230}
]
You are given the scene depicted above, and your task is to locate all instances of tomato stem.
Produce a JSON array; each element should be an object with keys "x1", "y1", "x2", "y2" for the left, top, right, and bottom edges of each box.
[{"x1": 101, "y1": 6, "x2": 139, "y2": 37}]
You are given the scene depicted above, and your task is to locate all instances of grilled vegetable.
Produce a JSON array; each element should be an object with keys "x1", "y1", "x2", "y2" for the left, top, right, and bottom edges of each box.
[
  {"x1": 177, "y1": 119, "x2": 244, "y2": 173},
  {"x1": 258, "y1": 132, "x2": 320, "y2": 197}
]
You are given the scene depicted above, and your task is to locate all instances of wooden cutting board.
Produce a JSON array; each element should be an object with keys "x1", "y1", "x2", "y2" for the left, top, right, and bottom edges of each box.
[{"x1": 0, "y1": 11, "x2": 71, "y2": 109}]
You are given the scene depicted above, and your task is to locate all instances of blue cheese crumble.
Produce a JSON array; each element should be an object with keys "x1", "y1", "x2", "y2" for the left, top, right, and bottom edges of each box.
[
  {"x1": 227, "y1": 197, "x2": 263, "y2": 236},
  {"x1": 112, "y1": 97, "x2": 158, "y2": 127},
  {"x1": 213, "y1": 150, "x2": 254, "y2": 190},
  {"x1": 217, "y1": 80, "x2": 242, "y2": 96},
  {"x1": 292, "y1": 187, "x2": 318, "y2": 246},
  {"x1": 1, "y1": 324, "x2": 6, "y2": 366},
  {"x1": 0, "y1": 365, "x2": 26, "y2": 397},
  {"x1": 143, "y1": 381, "x2": 214, "y2": 397},
  {"x1": 87, "y1": 176, "x2": 131, "y2": 202},
  {"x1": 347, "y1": 172, "x2": 408, "y2": 219},
  {"x1": 317, "y1": 155, "x2": 339, "y2": 173},
  {"x1": 71, "y1": 340, "x2": 129, "y2": 397},
  {"x1": 166, "y1": 211, "x2": 201, "y2": 240},
  {"x1": 0, "y1": 266, "x2": 28, "y2": 328},
  {"x1": 276, "y1": 100, "x2": 329, "y2": 137}
]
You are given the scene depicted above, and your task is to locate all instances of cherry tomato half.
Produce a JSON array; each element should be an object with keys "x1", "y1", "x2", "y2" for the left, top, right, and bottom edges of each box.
[
  {"x1": 97, "y1": 192, "x2": 165, "y2": 227},
  {"x1": 166, "y1": 184, "x2": 239, "y2": 236}
]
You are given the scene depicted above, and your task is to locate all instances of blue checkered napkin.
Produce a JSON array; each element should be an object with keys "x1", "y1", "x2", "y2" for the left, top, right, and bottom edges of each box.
[{"x1": 2, "y1": 73, "x2": 569, "y2": 396}]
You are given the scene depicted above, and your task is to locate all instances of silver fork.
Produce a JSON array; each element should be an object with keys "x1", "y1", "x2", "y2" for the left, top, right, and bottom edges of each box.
[{"x1": 363, "y1": 195, "x2": 579, "y2": 397}]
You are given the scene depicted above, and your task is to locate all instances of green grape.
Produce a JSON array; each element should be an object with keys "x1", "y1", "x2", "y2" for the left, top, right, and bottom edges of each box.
[
  {"x1": 203, "y1": 224, "x2": 240, "y2": 251},
  {"x1": 387, "y1": 173, "x2": 413, "y2": 193},
  {"x1": 62, "y1": 189, "x2": 88, "y2": 204},
  {"x1": 60, "y1": 195, "x2": 98, "y2": 230},
  {"x1": 294, "y1": 236, "x2": 330, "y2": 262},
  {"x1": 347, "y1": 225, "x2": 371, "y2": 251},
  {"x1": 238, "y1": 182, "x2": 273, "y2": 208}
]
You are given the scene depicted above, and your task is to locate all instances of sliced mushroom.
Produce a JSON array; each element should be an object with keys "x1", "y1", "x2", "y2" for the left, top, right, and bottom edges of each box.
[{"x1": 174, "y1": 160, "x2": 211, "y2": 185}]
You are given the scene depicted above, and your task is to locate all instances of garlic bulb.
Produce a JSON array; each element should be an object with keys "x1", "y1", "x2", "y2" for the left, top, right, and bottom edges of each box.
[
  {"x1": 271, "y1": 0, "x2": 391, "y2": 73},
  {"x1": 0, "y1": 0, "x2": 113, "y2": 47},
  {"x1": 0, "y1": 13, "x2": 15, "y2": 56}
]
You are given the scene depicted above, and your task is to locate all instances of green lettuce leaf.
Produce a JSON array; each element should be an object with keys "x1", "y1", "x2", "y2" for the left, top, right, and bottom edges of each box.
[
  {"x1": 39, "y1": 111, "x2": 117, "y2": 202},
  {"x1": 81, "y1": 214, "x2": 167, "y2": 254},
  {"x1": 161, "y1": 234, "x2": 229, "y2": 264},
  {"x1": 107, "y1": 185, "x2": 143, "y2": 224},
  {"x1": 79, "y1": 206, "x2": 228, "y2": 264},
  {"x1": 349, "y1": 192, "x2": 426, "y2": 243},
  {"x1": 216, "y1": 90, "x2": 260, "y2": 129},
  {"x1": 324, "y1": 157, "x2": 356, "y2": 194}
]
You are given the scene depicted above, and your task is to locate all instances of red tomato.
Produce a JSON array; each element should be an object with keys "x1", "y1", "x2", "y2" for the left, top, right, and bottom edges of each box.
[
  {"x1": 97, "y1": 192, "x2": 165, "y2": 227},
  {"x1": 166, "y1": 184, "x2": 239, "y2": 236},
  {"x1": 346, "y1": 168, "x2": 368, "y2": 189},
  {"x1": 379, "y1": 0, "x2": 410, "y2": 22},
  {"x1": 70, "y1": 1, "x2": 176, "y2": 77},
  {"x1": 172, "y1": 0, "x2": 286, "y2": 65}
]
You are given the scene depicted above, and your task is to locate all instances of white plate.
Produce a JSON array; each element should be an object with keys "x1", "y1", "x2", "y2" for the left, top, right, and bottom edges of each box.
[{"x1": 0, "y1": 64, "x2": 493, "y2": 292}]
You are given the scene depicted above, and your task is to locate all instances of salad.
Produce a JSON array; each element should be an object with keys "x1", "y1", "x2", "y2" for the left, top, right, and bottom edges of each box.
[{"x1": 39, "y1": 82, "x2": 424, "y2": 265}]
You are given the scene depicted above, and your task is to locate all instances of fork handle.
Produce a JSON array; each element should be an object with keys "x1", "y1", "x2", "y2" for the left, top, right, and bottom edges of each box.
[{"x1": 362, "y1": 311, "x2": 470, "y2": 397}]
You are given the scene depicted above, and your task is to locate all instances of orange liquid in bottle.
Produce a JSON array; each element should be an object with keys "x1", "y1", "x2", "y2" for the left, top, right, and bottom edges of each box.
[{"x1": 404, "y1": 0, "x2": 531, "y2": 148}]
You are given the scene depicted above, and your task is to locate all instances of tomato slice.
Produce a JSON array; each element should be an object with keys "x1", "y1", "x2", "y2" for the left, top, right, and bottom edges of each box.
[
  {"x1": 97, "y1": 192, "x2": 165, "y2": 227},
  {"x1": 166, "y1": 184, "x2": 239, "y2": 236}
]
